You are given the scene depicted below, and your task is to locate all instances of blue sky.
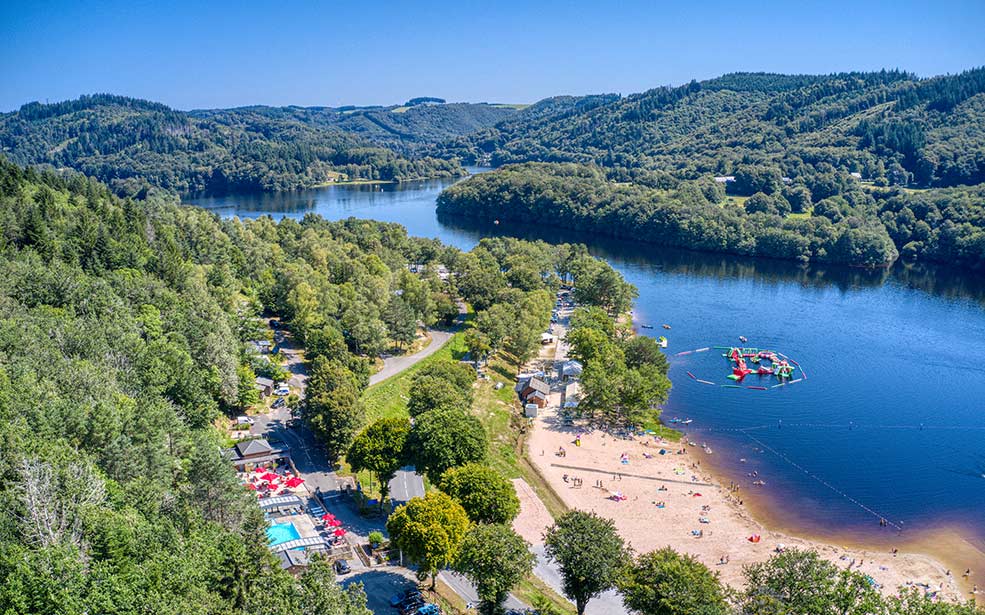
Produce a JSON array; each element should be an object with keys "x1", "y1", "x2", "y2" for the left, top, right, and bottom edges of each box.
[{"x1": 1, "y1": 0, "x2": 983, "y2": 111}]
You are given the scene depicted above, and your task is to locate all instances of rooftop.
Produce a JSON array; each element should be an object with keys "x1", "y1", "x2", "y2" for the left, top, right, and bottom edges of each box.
[{"x1": 236, "y1": 438, "x2": 273, "y2": 457}]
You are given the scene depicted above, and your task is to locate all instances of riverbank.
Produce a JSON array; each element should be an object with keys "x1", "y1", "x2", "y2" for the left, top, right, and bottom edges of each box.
[{"x1": 524, "y1": 408, "x2": 974, "y2": 602}]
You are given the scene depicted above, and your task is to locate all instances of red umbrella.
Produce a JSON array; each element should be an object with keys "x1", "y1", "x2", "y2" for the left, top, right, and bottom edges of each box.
[
  {"x1": 259, "y1": 472, "x2": 279, "y2": 482},
  {"x1": 333, "y1": 528, "x2": 346, "y2": 537},
  {"x1": 330, "y1": 519, "x2": 343, "y2": 527},
  {"x1": 321, "y1": 513, "x2": 334, "y2": 522},
  {"x1": 285, "y1": 477, "x2": 305, "y2": 488}
]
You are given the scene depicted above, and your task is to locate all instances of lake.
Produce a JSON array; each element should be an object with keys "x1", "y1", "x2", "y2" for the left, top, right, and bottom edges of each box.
[{"x1": 191, "y1": 175, "x2": 985, "y2": 566}]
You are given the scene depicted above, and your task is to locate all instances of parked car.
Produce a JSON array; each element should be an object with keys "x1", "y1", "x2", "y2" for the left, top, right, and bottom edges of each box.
[
  {"x1": 271, "y1": 397, "x2": 286, "y2": 409},
  {"x1": 398, "y1": 599, "x2": 426, "y2": 615},
  {"x1": 389, "y1": 589, "x2": 422, "y2": 608},
  {"x1": 236, "y1": 416, "x2": 255, "y2": 425},
  {"x1": 333, "y1": 559, "x2": 351, "y2": 575}
]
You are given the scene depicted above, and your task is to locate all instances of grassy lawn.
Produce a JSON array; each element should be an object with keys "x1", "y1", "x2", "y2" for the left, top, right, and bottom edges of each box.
[
  {"x1": 361, "y1": 331, "x2": 469, "y2": 423},
  {"x1": 474, "y1": 354, "x2": 570, "y2": 519}
]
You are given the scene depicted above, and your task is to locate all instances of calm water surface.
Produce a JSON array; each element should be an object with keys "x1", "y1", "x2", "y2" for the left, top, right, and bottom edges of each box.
[{"x1": 191, "y1": 176, "x2": 985, "y2": 554}]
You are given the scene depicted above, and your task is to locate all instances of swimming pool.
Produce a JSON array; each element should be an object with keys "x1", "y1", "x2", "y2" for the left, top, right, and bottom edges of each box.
[{"x1": 267, "y1": 522, "x2": 300, "y2": 546}]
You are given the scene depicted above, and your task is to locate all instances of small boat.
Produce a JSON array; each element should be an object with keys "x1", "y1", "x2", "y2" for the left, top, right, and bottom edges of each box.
[
  {"x1": 662, "y1": 324, "x2": 672, "y2": 330},
  {"x1": 703, "y1": 447, "x2": 713, "y2": 454},
  {"x1": 739, "y1": 335, "x2": 748, "y2": 343},
  {"x1": 657, "y1": 336, "x2": 668, "y2": 348},
  {"x1": 680, "y1": 418, "x2": 692, "y2": 425},
  {"x1": 752, "y1": 480, "x2": 766, "y2": 486},
  {"x1": 641, "y1": 324, "x2": 654, "y2": 329}
]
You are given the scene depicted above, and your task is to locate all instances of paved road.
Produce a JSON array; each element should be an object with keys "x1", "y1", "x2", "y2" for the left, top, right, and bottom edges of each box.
[
  {"x1": 342, "y1": 566, "x2": 419, "y2": 614},
  {"x1": 531, "y1": 544, "x2": 628, "y2": 615},
  {"x1": 438, "y1": 571, "x2": 526, "y2": 611},
  {"x1": 274, "y1": 326, "x2": 309, "y2": 398},
  {"x1": 369, "y1": 303, "x2": 467, "y2": 386},
  {"x1": 370, "y1": 330, "x2": 454, "y2": 385},
  {"x1": 388, "y1": 466, "x2": 426, "y2": 506}
]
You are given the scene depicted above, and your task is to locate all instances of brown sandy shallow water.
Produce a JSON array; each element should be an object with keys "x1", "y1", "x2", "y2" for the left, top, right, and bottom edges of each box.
[
  {"x1": 696, "y1": 441, "x2": 985, "y2": 596},
  {"x1": 523, "y1": 404, "x2": 984, "y2": 603}
]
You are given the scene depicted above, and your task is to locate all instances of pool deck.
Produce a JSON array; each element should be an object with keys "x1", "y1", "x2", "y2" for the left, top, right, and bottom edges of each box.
[{"x1": 271, "y1": 513, "x2": 318, "y2": 541}]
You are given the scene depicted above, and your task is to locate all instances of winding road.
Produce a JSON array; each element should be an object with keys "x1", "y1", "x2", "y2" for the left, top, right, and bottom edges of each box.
[{"x1": 369, "y1": 303, "x2": 467, "y2": 385}]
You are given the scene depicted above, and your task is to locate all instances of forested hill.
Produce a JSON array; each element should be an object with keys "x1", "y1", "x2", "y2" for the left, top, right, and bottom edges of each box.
[
  {"x1": 196, "y1": 100, "x2": 521, "y2": 156},
  {"x1": 438, "y1": 69, "x2": 985, "y2": 190},
  {"x1": 0, "y1": 94, "x2": 467, "y2": 196},
  {"x1": 0, "y1": 154, "x2": 647, "y2": 613},
  {"x1": 437, "y1": 161, "x2": 985, "y2": 270}
]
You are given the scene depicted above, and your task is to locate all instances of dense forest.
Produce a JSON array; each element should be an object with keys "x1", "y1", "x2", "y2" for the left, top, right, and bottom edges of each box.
[
  {"x1": 0, "y1": 155, "x2": 644, "y2": 613},
  {"x1": 438, "y1": 163, "x2": 908, "y2": 267},
  {"x1": 0, "y1": 153, "x2": 478, "y2": 612},
  {"x1": 199, "y1": 101, "x2": 520, "y2": 157},
  {"x1": 433, "y1": 69, "x2": 985, "y2": 269},
  {"x1": 0, "y1": 95, "x2": 470, "y2": 197},
  {"x1": 439, "y1": 69, "x2": 985, "y2": 190},
  {"x1": 438, "y1": 162, "x2": 985, "y2": 269}
]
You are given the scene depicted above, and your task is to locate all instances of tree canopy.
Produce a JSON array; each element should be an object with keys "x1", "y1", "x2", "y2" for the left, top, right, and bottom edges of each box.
[
  {"x1": 438, "y1": 463, "x2": 521, "y2": 525},
  {"x1": 453, "y1": 524, "x2": 535, "y2": 615},
  {"x1": 544, "y1": 510, "x2": 629, "y2": 615},
  {"x1": 346, "y1": 417, "x2": 411, "y2": 509},
  {"x1": 386, "y1": 492, "x2": 471, "y2": 589},
  {"x1": 405, "y1": 408, "x2": 487, "y2": 481}
]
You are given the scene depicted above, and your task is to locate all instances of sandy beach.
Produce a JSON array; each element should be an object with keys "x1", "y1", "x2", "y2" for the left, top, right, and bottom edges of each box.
[{"x1": 515, "y1": 403, "x2": 972, "y2": 602}]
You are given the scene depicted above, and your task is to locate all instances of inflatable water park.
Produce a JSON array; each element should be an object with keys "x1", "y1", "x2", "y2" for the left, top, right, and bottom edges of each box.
[{"x1": 675, "y1": 342, "x2": 807, "y2": 392}]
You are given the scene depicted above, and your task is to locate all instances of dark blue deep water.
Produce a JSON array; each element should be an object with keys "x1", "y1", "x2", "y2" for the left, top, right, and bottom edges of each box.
[{"x1": 191, "y1": 176, "x2": 985, "y2": 559}]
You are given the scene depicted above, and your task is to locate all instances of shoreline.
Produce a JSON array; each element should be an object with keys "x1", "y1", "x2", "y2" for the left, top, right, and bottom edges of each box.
[
  {"x1": 523, "y1": 405, "x2": 979, "y2": 603},
  {"x1": 690, "y1": 432, "x2": 985, "y2": 595}
]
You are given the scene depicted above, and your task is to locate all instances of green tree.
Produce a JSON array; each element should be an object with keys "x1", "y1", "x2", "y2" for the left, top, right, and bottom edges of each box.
[
  {"x1": 236, "y1": 365, "x2": 260, "y2": 410},
  {"x1": 617, "y1": 548, "x2": 728, "y2": 615},
  {"x1": 439, "y1": 463, "x2": 520, "y2": 524},
  {"x1": 465, "y1": 327, "x2": 493, "y2": 365},
  {"x1": 307, "y1": 385, "x2": 365, "y2": 464},
  {"x1": 544, "y1": 511, "x2": 628, "y2": 615},
  {"x1": 383, "y1": 295, "x2": 418, "y2": 349},
  {"x1": 571, "y1": 257, "x2": 638, "y2": 316},
  {"x1": 453, "y1": 524, "x2": 535, "y2": 615},
  {"x1": 297, "y1": 555, "x2": 373, "y2": 615},
  {"x1": 387, "y1": 492, "x2": 471, "y2": 589},
  {"x1": 406, "y1": 408, "x2": 487, "y2": 481},
  {"x1": 347, "y1": 417, "x2": 411, "y2": 510},
  {"x1": 407, "y1": 377, "x2": 470, "y2": 417},
  {"x1": 741, "y1": 549, "x2": 883, "y2": 615},
  {"x1": 407, "y1": 360, "x2": 476, "y2": 416}
]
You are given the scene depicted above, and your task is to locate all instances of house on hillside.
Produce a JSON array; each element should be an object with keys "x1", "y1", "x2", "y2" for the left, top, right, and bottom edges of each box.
[
  {"x1": 255, "y1": 377, "x2": 274, "y2": 398},
  {"x1": 226, "y1": 437, "x2": 291, "y2": 471},
  {"x1": 714, "y1": 176, "x2": 735, "y2": 184}
]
